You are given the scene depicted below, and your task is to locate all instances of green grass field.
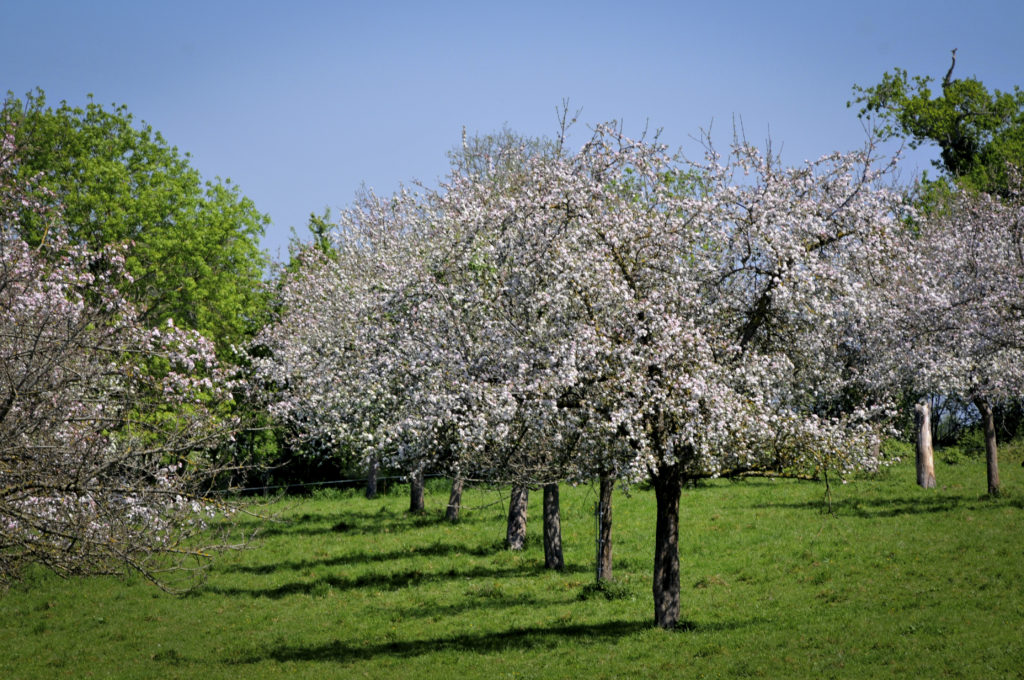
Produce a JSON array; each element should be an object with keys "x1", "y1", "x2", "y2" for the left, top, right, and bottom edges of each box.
[{"x1": 2, "y1": 457, "x2": 1023, "y2": 679}]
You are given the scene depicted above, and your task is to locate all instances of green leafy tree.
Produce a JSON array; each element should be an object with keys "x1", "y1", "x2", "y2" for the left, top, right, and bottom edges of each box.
[
  {"x1": 850, "y1": 49, "x2": 1024, "y2": 197},
  {"x1": 2, "y1": 89, "x2": 270, "y2": 355},
  {"x1": 852, "y1": 54, "x2": 1024, "y2": 462}
]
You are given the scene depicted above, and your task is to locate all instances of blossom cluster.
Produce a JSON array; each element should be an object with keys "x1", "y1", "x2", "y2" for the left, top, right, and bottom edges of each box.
[{"x1": 255, "y1": 125, "x2": 922, "y2": 487}]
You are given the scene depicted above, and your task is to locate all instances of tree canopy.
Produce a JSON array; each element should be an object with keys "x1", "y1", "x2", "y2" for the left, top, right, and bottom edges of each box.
[
  {"x1": 850, "y1": 49, "x2": 1024, "y2": 197},
  {"x1": 254, "y1": 121, "x2": 911, "y2": 628},
  {"x1": 1, "y1": 90, "x2": 270, "y2": 354}
]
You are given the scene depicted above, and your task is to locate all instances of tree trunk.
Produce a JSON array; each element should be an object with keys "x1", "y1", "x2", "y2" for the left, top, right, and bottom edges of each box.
[
  {"x1": 542, "y1": 483, "x2": 564, "y2": 570},
  {"x1": 365, "y1": 458, "x2": 380, "y2": 499},
  {"x1": 652, "y1": 464, "x2": 682, "y2": 630},
  {"x1": 974, "y1": 397, "x2": 1001, "y2": 496},
  {"x1": 505, "y1": 485, "x2": 528, "y2": 550},
  {"x1": 445, "y1": 475, "x2": 464, "y2": 523},
  {"x1": 409, "y1": 466, "x2": 425, "y2": 514},
  {"x1": 596, "y1": 474, "x2": 614, "y2": 582},
  {"x1": 914, "y1": 400, "x2": 937, "y2": 489}
]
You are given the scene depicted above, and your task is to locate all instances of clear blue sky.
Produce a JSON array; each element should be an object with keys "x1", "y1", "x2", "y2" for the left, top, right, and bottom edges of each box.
[{"x1": 5, "y1": 0, "x2": 1023, "y2": 260}]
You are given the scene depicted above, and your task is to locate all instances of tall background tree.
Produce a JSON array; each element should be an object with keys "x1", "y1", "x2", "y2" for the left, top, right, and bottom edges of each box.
[
  {"x1": 1, "y1": 90, "x2": 270, "y2": 355},
  {"x1": 0, "y1": 124, "x2": 246, "y2": 590},
  {"x1": 850, "y1": 49, "x2": 1024, "y2": 199},
  {"x1": 2, "y1": 89, "x2": 278, "y2": 479}
]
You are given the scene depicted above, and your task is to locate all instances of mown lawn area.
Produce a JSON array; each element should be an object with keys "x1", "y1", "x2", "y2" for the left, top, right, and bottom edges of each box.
[{"x1": 2, "y1": 457, "x2": 1022, "y2": 679}]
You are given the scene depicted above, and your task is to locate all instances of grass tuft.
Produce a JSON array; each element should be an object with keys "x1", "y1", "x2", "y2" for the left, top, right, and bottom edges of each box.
[{"x1": 577, "y1": 579, "x2": 633, "y2": 601}]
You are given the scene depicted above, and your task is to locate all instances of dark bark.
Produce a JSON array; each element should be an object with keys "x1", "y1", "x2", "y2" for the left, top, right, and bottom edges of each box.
[
  {"x1": 409, "y1": 466, "x2": 425, "y2": 514},
  {"x1": 652, "y1": 464, "x2": 682, "y2": 630},
  {"x1": 596, "y1": 474, "x2": 614, "y2": 582},
  {"x1": 505, "y1": 485, "x2": 528, "y2": 550},
  {"x1": 445, "y1": 475, "x2": 464, "y2": 523},
  {"x1": 914, "y1": 401, "x2": 937, "y2": 489},
  {"x1": 974, "y1": 397, "x2": 1001, "y2": 496},
  {"x1": 365, "y1": 458, "x2": 380, "y2": 500},
  {"x1": 542, "y1": 483, "x2": 564, "y2": 570}
]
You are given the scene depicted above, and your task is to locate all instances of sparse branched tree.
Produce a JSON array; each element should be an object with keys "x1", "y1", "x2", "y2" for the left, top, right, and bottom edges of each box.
[{"x1": 0, "y1": 126, "x2": 246, "y2": 590}]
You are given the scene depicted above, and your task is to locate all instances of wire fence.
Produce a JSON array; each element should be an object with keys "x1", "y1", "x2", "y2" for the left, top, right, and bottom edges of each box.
[
  {"x1": 230, "y1": 473, "x2": 447, "y2": 495},
  {"x1": 226, "y1": 473, "x2": 607, "y2": 517}
]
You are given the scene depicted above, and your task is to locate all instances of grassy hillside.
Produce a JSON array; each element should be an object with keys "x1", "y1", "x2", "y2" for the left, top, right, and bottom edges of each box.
[{"x1": 2, "y1": 458, "x2": 1022, "y2": 679}]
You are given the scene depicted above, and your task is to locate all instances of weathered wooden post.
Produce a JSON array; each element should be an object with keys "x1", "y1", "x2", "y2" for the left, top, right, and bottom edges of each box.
[{"x1": 914, "y1": 400, "x2": 937, "y2": 489}]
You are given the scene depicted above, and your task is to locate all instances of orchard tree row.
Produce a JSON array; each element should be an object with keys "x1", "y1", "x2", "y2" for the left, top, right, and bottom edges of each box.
[
  {"x1": 2, "y1": 54, "x2": 1023, "y2": 628},
  {"x1": 252, "y1": 114, "x2": 1024, "y2": 627}
]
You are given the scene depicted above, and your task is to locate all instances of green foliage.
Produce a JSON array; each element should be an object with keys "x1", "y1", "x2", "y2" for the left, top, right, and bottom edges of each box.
[
  {"x1": 939, "y1": 429, "x2": 1024, "y2": 466},
  {"x1": 2, "y1": 464, "x2": 1022, "y2": 678},
  {"x1": 956, "y1": 428, "x2": 987, "y2": 459},
  {"x1": 305, "y1": 207, "x2": 336, "y2": 257},
  {"x1": 938, "y1": 430, "x2": 980, "y2": 465},
  {"x1": 2, "y1": 89, "x2": 270, "y2": 355},
  {"x1": 938, "y1": 444, "x2": 968, "y2": 466},
  {"x1": 850, "y1": 52, "x2": 1024, "y2": 198},
  {"x1": 283, "y1": 208, "x2": 338, "y2": 273},
  {"x1": 879, "y1": 437, "x2": 914, "y2": 462}
]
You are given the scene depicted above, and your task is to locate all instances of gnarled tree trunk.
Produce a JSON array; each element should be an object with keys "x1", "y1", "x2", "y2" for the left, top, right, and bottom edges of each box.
[
  {"x1": 596, "y1": 474, "x2": 614, "y2": 582},
  {"x1": 652, "y1": 463, "x2": 682, "y2": 630},
  {"x1": 506, "y1": 485, "x2": 528, "y2": 550},
  {"x1": 409, "y1": 465, "x2": 425, "y2": 514},
  {"x1": 542, "y1": 483, "x2": 563, "y2": 570},
  {"x1": 445, "y1": 475, "x2": 464, "y2": 523},
  {"x1": 914, "y1": 400, "x2": 937, "y2": 489},
  {"x1": 974, "y1": 397, "x2": 1001, "y2": 496}
]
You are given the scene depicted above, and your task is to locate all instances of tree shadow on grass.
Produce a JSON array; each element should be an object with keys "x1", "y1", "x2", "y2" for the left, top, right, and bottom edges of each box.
[
  {"x1": 226, "y1": 619, "x2": 651, "y2": 665},
  {"x1": 758, "y1": 492, "x2": 1019, "y2": 518},
  {"x1": 203, "y1": 562, "x2": 589, "y2": 599},
  {"x1": 223, "y1": 538, "x2": 510, "y2": 575},
  {"x1": 386, "y1": 590, "x2": 584, "y2": 623},
  {"x1": 251, "y1": 508, "x2": 493, "y2": 539},
  {"x1": 225, "y1": 615, "x2": 766, "y2": 666}
]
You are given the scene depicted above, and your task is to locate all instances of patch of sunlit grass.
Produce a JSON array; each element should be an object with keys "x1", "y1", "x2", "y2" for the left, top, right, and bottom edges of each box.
[{"x1": 1, "y1": 458, "x2": 1021, "y2": 679}]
